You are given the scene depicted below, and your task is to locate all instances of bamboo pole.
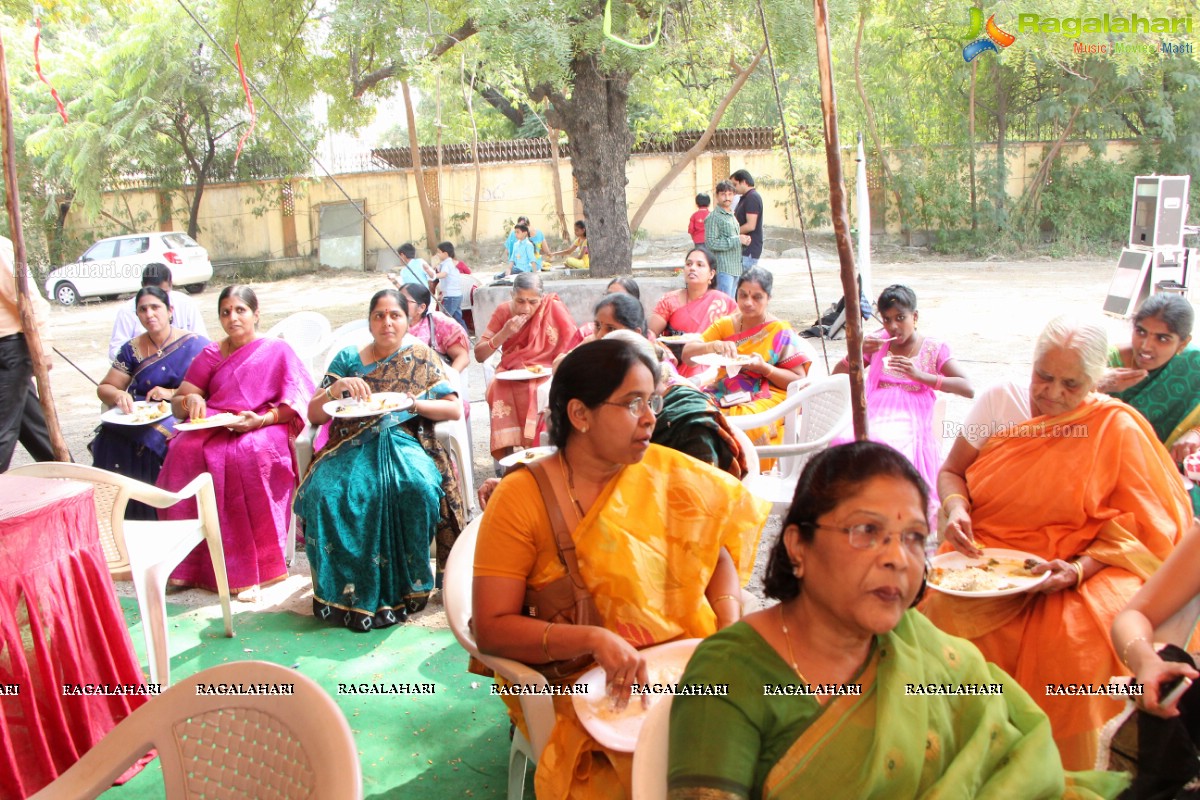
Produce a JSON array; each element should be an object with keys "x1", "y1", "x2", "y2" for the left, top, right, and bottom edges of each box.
[
  {"x1": 0, "y1": 30, "x2": 70, "y2": 461},
  {"x1": 812, "y1": 0, "x2": 868, "y2": 440}
]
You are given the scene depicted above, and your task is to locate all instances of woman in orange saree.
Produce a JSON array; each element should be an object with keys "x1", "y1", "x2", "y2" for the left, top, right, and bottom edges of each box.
[
  {"x1": 923, "y1": 316, "x2": 1192, "y2": 771},
  {"x1": 475, "y1": 273, "x2": 581, "y2": 459}
]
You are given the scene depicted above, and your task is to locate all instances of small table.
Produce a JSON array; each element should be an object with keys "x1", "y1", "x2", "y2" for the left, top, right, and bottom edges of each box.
[{"x1": 0, "y1": 474, "x2": 149, "y2": 799}]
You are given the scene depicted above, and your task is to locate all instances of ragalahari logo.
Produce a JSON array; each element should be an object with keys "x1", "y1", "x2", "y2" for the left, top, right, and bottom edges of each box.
[{"x1": 963, "y1": 8, "x2": 1016, "y2": 61}]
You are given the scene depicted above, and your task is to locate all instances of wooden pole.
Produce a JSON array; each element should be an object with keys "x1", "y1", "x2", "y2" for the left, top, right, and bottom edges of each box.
[
  {"x1": 0, "y1": 30, "x2": 70, "y2": 461},
  {"x1": 812, "y1": 0, "x2": 868, "y2": 440}
]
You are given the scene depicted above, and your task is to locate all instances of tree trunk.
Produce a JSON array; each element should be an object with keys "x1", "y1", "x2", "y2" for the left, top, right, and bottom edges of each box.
[
  {"x1": 968, "y1": 60, "x2": 977, "y2": 229},
  {"x1": 401, "y1": 78, "x2": 439, "y2": 248},
  {"x1": 462, "y1": 57, "x2": 482, "y2": 257},
  {"x1": 629, "y1": 43, "x2": 767, "y2": 234},
  {"x1": 547, "y1": 126, "x2": 569, "y2": 241},
  {"x1": 537, "y1": 55, "x2": 633, "y2": 278},
  {"x1": 0, "y1": 30, "x2": 70, "y2": 461},
  {"x1": 853, "y1": 9, "x2": 905, "y2": 240},
  {"x1": 994, "y1": 59, "x2": 1008, "y2": 217}
]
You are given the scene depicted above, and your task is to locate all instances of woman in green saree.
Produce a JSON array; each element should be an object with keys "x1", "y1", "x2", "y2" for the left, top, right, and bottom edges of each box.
[
  {"x1": 667, "y1": 441, "x2": 1126, "y2": 800},
  {"x1": 295, "y1": 289, "x2": 466, "y2": 632},
  {"x1": 1101, "y1": 294, "x2": 1200, "y2": 512}
]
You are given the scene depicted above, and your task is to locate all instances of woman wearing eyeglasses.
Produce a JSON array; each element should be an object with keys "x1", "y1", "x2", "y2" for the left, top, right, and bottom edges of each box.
[
  {"x1": 923, "y1": 316, "x2": 1191, "y2": 772},
  {"x1": 294, "y1": 290, "x2": 466, "y2": 631},
  {"x1": 668, "y1": 441, "x2": 1125, "y2": 800},
  {"x1": 473, "y1": 338, "x2": 770, "y2": 799}
]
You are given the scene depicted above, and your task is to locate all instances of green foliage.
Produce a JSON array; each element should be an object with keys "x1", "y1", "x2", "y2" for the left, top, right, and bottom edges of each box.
[{"x1": 1038, "y1": 153, "x2": 1139, "y2": 249}]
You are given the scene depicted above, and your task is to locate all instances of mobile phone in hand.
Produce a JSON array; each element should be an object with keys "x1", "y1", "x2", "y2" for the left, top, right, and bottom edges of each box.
[{"x1": 1161, "y1": 675, "x2": 1193, "y2": 708}]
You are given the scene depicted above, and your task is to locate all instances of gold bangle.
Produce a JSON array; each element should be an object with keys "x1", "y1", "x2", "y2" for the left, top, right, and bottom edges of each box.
[
  {"x1": 942, "y1": 493, "x2": 971, "y2": 512},
  {"x1": 542, "y1": 622, "x2": 555, "y2": 661},
  {"x1": 325, "y1": 386, "x2": 335, "y2": 401},
  {"x1": 713, "y1": 594, "x2": 740, "y2": 607},
  {"x1": 1122, "y1": 635, "x2": 1151, "y2": 669},
  {"x1": 1072, "y1": 560, "x2": 1085, "y2": 590}
]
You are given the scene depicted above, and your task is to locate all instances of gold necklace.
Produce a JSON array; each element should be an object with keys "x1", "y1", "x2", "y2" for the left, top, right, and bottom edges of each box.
[
  {"x1": 559, "y1": 452, "x2": 586, "y2": 518},
  {"x1": 778, "y1": 604, "x2": 810, "y2": 684}
]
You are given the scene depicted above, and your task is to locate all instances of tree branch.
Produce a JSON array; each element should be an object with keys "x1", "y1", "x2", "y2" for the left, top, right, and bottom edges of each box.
[{"x1": 351, "y1": 18, "x2": 479, "y2": 97}]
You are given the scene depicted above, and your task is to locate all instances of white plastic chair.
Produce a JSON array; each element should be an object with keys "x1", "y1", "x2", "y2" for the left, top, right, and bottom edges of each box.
[
  {"x1": 10, "y1": 463, "x2": 233, "y2": 687},
  {"x1": 444, "y1": 517, "x2": 554, "y2": 800},
  {"x1": 631, "y1": 693, "x2": 675, "y2": 800},
  {"x1": 730, "y1": 374, "x2": 852, "y2": 516},
  {"x1": 29, "y1": 660, "x2": 361, "y2": 800},
  {"x1": 437, "y1": 365, "x2": 477, "y2": 514},
  {"x1": 267, "y1": 311, "x2": 331, "y2": 375}
]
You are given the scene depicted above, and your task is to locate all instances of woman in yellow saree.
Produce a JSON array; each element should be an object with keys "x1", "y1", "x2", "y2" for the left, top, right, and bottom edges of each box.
[
  {"x1": 924, "y1": 316, "x2": 1192, "y2": 771},
  {"x1": 473, "y1": 338, "x2": 770, "y2": 799},
  {"x1": 681, "y1": 268, "x2": 813, "y2": 450},
  {"x1": 668, "y1": 441, "x2": 1126, "y2": 800}
]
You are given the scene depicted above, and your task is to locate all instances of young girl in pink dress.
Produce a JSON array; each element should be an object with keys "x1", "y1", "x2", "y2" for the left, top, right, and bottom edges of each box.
[{"x1": 833, "y1": 284, "x2": 973, "y2": 509}]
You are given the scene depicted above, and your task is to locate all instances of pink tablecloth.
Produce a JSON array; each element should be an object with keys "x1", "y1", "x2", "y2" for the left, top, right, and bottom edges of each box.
[{"x1": 0, "y1": 475, "x2": 148, "y2": 799}]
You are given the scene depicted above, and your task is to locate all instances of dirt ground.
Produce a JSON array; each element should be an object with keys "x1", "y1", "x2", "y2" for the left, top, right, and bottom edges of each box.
[{"x1": 10, "y1": 247, "x2": 1155, "y2": 618}]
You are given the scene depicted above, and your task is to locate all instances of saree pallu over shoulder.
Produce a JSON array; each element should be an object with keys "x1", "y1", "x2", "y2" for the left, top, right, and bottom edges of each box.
[
  {"x1": 485, "y1": 294, "x2": 581, "y2": 455},
  {"x1": 1109, "y1": 347, "x2": 1200, "y2": 448},
  {"x1": 921, "y1": 394, "x2": 1190, "y2": 771},
  {"x1": 759, "y1": 613, "x2": 1126, "y2": 800},
  {"x1": 158, "y1": 337, "x2": 315, "y2": 593},
  {"x1": 496, "y1": 445, "x2": 769, "y2": 800},
  {"x1": 306, "y1": 342, "x2": 465, "y2": 568}
]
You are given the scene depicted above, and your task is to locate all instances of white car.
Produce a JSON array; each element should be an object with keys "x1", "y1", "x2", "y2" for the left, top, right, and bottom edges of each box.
[{"x1": 44, "y1": 232, "x2": 214, "y2": 306}]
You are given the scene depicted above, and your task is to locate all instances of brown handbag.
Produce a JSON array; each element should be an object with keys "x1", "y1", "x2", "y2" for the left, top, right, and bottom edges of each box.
[
  {"x1": 521, "y1": 457, "x2": 603, "y2": 682},
  {"x1": 467, "y1": 456, "x2": 603, "y2": 682}
]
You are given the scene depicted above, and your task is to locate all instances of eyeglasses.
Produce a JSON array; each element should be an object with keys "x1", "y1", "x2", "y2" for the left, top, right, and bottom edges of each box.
[
  {"x1": 601, "y1": 395, "x2": 663, "y2": 417},
  {"x1": 803, "y1": 522, "x2": 928, "y2": 555}
]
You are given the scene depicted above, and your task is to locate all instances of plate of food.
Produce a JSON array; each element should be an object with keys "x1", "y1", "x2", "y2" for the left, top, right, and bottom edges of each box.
[
  {"x1": 323, "y1": 392, "x2": 413, "y2": 419},
  {"x1": 928, "y1": 548, "x2": 1050, "y2": 598},
  {"x1": 690, "y1": 352, "x2": 754, "y2": 369},
  {"x1": 100, "y1": 400, "x2": 172, "y2": 426},
  {"x1": 495, "y1": 366, "x2": 551, "y2": 380},
  {"x1": 572, "y1": 639, "x2": 699, "y2": 752},
  {"x1": 656, "y1": 333, "x2": 703, "y2": 345},
  {"x1": 175, "y1": 412, "x2": 243, "y2": 431},
  {"x1": 498, "y1": 445, "x2": 558, "y2": 468}
]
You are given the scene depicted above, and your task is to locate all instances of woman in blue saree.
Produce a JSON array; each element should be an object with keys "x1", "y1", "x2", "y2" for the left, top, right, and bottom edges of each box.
[
  {"x1": 92, "y1": 286, "x2": 208, "y2": 519},
  {"x1": 295, "y1": 289, "x2": 467, "y2": 632}
]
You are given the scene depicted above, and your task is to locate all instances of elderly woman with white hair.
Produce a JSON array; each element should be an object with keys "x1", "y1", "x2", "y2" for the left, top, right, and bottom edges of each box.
[{"x1": 922, "y1": 315, "x2": 1192, "y2": 772}]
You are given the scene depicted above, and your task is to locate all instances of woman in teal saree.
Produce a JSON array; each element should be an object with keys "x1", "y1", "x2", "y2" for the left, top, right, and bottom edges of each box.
[
  {"x1": 1101, "y1": 294, "x2": 1200, "y2": 513},
  {"x1": 295, "y1": 290, "x2": 466, "y2": 632}
]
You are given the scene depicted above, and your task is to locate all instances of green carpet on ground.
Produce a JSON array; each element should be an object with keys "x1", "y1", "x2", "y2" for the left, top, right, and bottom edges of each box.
[{"x1": 99, "y1": 598, "x2": 524, "y2": 799}]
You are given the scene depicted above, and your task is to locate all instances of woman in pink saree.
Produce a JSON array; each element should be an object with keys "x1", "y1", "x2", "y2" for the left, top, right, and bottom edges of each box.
[
  {"x1": 649, "y1": 246, "x2": 736, "y2": 379},
  {"x1": 475, "y1": 272, "x2": 581, "y2": 459},
  {"x1": 158, "y1": 286, "x2": 314, "y2": 595}
]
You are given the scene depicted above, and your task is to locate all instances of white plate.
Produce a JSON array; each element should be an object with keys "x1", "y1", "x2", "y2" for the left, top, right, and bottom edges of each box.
[
  {"x1": 174, "y1": 412, "x2": 243, "y2": 431},
  {"x1": 1185, "y1": 453, "x2": 1200, "y2": 481},
  {"x1": 928, "y1": 548, "x2": 1050, "y2": 598},
  {"x1": 323, "y1": 392, "x2": 414, "y2": 419},
  {"x1": 498, "y1": 446, "x2": 558, "y2": 468},
  {"x1": 572, "y1": 639, "x2": 699, "y2": 753},
  {"x1": 495, "y1": 368, "x2": 551, "y2": 381},
  {"x1": 690, "y1": 352, "x2": 753, "y2": 369},
  {"x1": 656, "y1": 334, "x2": 702, "y2": 344},
  {"x1": 100, "y1": 400, "x2": 172, "y2": 427}
]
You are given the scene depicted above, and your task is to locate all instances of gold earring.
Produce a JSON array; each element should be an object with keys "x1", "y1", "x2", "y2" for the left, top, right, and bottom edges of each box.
[{"x1": 581, "y1": 425, "x2": 590, "y2": 434}]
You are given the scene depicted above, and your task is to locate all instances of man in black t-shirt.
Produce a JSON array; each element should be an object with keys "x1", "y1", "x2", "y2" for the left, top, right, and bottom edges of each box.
[{"x1": 730, "y1": 169, "x2": 763, "y2": 269}]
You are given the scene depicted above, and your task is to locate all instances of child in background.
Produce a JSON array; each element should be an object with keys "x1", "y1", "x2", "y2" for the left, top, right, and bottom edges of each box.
[
  {"x1": 432, "y1": 241, "x2": 467, "y2": 330},
  {"x1": 551, "y1": 220, "x2": 589, "y2": 270},
  {"x1": 388, "y1": 242, "x2": 433, "y2": 290},
  {"x1": 502, "y1": 224, "x2": 536, "y2": 277},
  {"x1": 688, "y1": 193, "x2": 711, "y2": 244}
]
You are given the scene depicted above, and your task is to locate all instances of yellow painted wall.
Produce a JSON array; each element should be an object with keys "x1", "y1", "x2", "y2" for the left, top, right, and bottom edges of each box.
[{"x1": 66, "y1": 140, "x2": 1144, "y2": 263}]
